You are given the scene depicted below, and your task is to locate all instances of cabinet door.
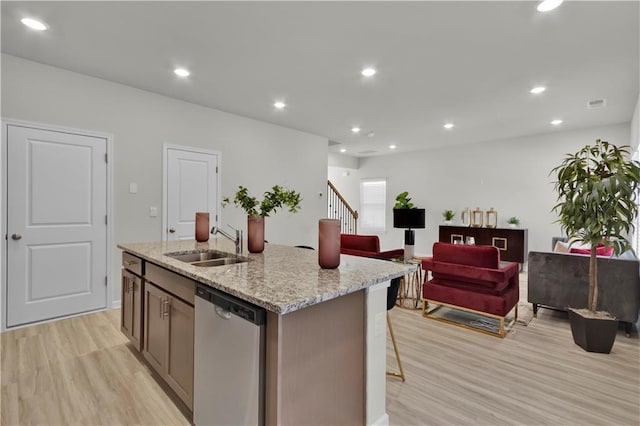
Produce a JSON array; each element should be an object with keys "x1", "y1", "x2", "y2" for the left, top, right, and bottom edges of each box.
[
  {"x1": 121, "y1": 270, "x2": 134, "y2": 340},
  {"x1": 130, "y1": 275, "x2": 143, "y2": 351},
  {"x1": 165, "y1": 295, "x2": 194, "y2": 410},
  {"x1": 143, "y1": 283, "x2": 168, "y2": 374}
]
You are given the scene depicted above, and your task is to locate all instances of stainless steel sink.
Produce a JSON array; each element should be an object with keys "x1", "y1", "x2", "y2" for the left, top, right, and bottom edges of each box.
[
  {"x1": 166, "y1": 250, "x2": 231, "y2": 263},
  {"x1": 165, "y1": 250, "x2": 249, "y2": 267},
  {"x1": 191, "y1": 257, "x2": 247, "y2": 267}
]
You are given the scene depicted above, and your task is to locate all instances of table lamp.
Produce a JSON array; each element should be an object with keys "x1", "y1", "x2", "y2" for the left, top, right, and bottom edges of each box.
[{"x1": 393, "y1": 208, "x2": 426, "y2": 260}]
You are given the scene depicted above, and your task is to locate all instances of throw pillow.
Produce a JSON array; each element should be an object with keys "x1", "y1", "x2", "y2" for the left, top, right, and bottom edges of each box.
[
  {"x1": 554, "y1": 241, "x2": 570, "y2": 253},
  {"x1": 569, "y1": 245, "x2": 614, "y2": 256},
  {"x1": 617, "y1": 250, "x2": 638, "y2": 260}
]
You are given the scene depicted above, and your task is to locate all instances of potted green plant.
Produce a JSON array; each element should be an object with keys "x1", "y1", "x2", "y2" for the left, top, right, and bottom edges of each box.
[
  {"x1": 507, "y1": 217, "x2": 520, "y2": 228},
  {"x1": 551, "y1": 139, "x2": 640, "y2": 353},
  {"x1": 392, "y1": 192, "x2": 425, "y2": 259},
  {"x1": 394, "y1": 191, "x2": 415, "y2": 209},
  {"x1": 442, "y1": 210, "x2": 455, "y2": 224},
  {"x1": 223, "y1": 185, "x2": 302, "y2": 253}
]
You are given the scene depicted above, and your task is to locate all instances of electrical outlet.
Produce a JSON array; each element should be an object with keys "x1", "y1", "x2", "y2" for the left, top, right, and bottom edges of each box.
[
  {"x1": 129, "y1": 182, "x2": 138, "y2": 194},
  {"x1": 149, "y1": 206, "x2": 158, "y2": 217}
]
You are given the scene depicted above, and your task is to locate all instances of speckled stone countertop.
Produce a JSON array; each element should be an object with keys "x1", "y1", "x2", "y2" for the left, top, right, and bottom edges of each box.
[{"x1": 117, "y1": 239, "x2": 417, "y2": 314}]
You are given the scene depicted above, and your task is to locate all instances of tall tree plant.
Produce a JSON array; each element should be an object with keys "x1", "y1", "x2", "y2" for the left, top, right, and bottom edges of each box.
[{"x1": 552, "y1": 139, "x2": 640, "y2": 314}]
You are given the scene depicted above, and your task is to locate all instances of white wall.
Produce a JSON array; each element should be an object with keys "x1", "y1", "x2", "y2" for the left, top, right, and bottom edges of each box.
[
  {"x1": 328, "y1": 152, "x2": 358, "y2": 169},
  {"x1": 356, "y1": 123, "x2": 630, "y2": 256},
  {"x1": 1, "y1": 54, "x2": 328, "y2": 304},
  {"x1": 631, "y1": 94, "x2": 639, "y2": 151},
  {"x1": 328, "y1": 166, "x2": 361, "y2": 213}
]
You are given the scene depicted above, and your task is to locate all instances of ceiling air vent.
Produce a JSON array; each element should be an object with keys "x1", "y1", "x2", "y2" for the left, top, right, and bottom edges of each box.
[
  {"x1": 358, "y1": 150, "x2": 378, "y2": 155},
  {"x1": 587, "y1": 99, "x2": 607, "y2": 109}
]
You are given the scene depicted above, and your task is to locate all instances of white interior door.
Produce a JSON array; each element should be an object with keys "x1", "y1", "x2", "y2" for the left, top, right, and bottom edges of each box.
[
  {"x1": 6, "y1": 124, "x2": 108, "y2": 327},
  {"x1": 164, "y1": 146, "x2": 219, "y2": 241}
]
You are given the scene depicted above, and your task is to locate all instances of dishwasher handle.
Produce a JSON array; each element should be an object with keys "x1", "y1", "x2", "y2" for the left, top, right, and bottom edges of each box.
[
  {"x1": 215, "y1": 306, "x2": 232, "y2": 320},
  {"x1": 196, "y1": 283, "x2": 266, "y2": 326}
]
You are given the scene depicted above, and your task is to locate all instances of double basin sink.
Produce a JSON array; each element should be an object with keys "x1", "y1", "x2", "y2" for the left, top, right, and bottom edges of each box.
[{"x1": 165, "y1": 249, "x2": 249, "y2": 267}]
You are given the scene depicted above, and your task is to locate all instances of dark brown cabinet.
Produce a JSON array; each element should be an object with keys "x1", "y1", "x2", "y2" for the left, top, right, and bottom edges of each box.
[
  {"x1": 121, "y1": 254, "x2": 143, "y2": 351},
  {"x1": 439, "y1": 225, "x2": 528, "y2": 263},
  {"x1": 165, "y1": 295, "x2": 194, "y2": 408},
  {"x1": 143, "y1": 283, "x2": 167, "y2": 373},
  {"x1": 142, "y1": 266, "x2": 195, "y2": 411}
]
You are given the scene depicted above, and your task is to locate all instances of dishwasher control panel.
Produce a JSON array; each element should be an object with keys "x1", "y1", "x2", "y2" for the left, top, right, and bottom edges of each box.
[{"x1": 196, "y1": 283, "x2": 266, "y2": 325}]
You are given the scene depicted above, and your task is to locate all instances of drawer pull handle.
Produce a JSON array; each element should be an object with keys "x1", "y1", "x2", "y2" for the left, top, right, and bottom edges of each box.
[{"x1": 162, "y1": 299, "x2": 170, "y2": 318}]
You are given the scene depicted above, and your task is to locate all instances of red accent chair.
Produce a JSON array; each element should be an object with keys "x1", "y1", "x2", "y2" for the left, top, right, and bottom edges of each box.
[
  {"x1": 340, "y1": 234, "x2": 404, "y2": 260},
  {"x1": 421, "y1": 242, "x2": 519, "y2": 337}
]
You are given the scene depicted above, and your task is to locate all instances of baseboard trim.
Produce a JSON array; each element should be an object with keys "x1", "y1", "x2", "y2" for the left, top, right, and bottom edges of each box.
[
  {"x1": 111, "y1": 300, "x2": 121, "y2": 309},
  {"x1": 370, "y1": 413, "x2": 389, "y2": 426}
]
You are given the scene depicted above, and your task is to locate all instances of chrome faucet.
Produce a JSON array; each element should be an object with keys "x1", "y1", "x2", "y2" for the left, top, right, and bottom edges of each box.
[{"x1": 211, "y1": 225, "x2": 243, "y2": 255}]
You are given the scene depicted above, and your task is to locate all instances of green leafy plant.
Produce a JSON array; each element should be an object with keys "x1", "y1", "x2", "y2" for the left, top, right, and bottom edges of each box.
[
  {"x1": 394, "y1": 191, "x2": 415, "y2": 209},
  {"x1": 551, "y1": 139, "x2": 640, "y2": 313},
  {"x1": 222, "y1": 185, "x2": 302, "y2": 217},
  {"x1": 507, "y1": 216, "x2": 520, "y2": 226},
  {"x1": 442, "y1": 210, "x2": 455, "y2": 221}
]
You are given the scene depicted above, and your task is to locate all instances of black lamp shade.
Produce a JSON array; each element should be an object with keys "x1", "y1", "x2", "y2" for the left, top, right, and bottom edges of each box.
[{"x1": 393, "y1": 208, "x2": 426, "y2": 229}]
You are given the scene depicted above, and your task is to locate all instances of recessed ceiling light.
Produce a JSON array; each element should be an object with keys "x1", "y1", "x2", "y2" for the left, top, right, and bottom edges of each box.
[
  {"x1": 530, "y1": 86, "x2": 546, "y2": 94},
  {"x1": 444, "y1": 123, "x2": 454, "y2": 129},
  {"x1": 340, "y1": 148, "x2": 347, "y2": 153},
  {"x1": 174, "y1": 68, "x2": 190, "y2": 77},
  {"x1": 537, "y1": 0, "x2": 563, "y2": 12},
  {"x1": 389, "y1": 144, "x2": 397, "y2": 150},
  {"x1": 351, "y1": 127, "x2": 361, "y2": 133},
  {"x1": 21, "y1": 18, "x2": 47, "y2": 31},
  {"x1": 551, "y1": 119, "x2": 563, "y2": 126},
  {"x1": 361, "y1": 67, "x2": 377, "y2": 77},
  {"x1": 273, "y1": 101, "x2": 286, "y2": 109}
]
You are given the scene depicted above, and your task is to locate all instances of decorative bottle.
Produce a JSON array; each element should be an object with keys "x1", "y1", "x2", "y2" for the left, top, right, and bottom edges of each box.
[
  {"x1": 195, "y1": 212, "x2": 209, "y2": 242},
  {"x1": 318, "y1": 219, "x2": 341, "y2": 269}
]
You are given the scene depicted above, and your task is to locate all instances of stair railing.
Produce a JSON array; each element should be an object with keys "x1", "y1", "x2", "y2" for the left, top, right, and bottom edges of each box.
[{"x1": 327, "y1": 180, "x2": 359, "y2": 234}]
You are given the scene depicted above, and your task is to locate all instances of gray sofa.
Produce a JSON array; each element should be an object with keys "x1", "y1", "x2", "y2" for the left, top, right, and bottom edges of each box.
[{"x1": 528, "y1": 251, "x2": 640, "y2": 336}]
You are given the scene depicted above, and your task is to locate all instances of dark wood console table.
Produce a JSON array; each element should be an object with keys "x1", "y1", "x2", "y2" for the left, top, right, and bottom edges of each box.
[{"x1": 439, "y1": 225, "x2": 528, "y2": 263}]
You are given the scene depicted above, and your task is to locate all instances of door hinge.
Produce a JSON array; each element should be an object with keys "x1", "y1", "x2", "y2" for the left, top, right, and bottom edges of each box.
[
  {"x1": 216, "y1": 166, "x2": 218, "y2": 173},
  {"x1": 105, "y1": 215, "x2": 108, "y2": 225},
  {"x1": 105, "y1": 276, "x2": 108, "y2": 286},
  {"x1": 105, "y1": 153, "x2": 108, "y2": 163},
  {"x1": 216, "y1": 214, "x2": 218, "y2": 222}
]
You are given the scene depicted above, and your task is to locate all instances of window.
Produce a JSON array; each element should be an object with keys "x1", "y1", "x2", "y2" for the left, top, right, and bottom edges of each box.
[{"x1": 360, "y1": 178, "x2": 386, "y2": 232}]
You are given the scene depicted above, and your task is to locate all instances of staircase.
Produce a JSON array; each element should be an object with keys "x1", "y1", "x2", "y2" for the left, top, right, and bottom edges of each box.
[{"x1": 327, "y1": 180, "x2": 358, "y2": 234}]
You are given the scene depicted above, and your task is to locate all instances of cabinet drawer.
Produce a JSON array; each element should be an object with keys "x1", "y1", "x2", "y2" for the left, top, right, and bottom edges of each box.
[
  {"x1": 145, "y1": 263, "x2": 195, "y2": 305},
  {"x1": 123, "y1": 252, "x2": 143, "y2": 276}
]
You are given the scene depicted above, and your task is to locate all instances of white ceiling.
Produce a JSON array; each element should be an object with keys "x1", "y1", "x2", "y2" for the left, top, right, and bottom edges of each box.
[{"x1": 2, "y1": 1, "x2": 638, "y2": 157}]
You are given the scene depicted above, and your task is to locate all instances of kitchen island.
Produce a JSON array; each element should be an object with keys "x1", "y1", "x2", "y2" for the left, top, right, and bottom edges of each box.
[{"x1": 118, "y1": 239, "x2": 415, "y2": 426}]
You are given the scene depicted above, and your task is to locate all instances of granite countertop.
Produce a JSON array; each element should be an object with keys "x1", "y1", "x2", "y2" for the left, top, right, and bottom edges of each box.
[{"x1": 117, "y1": 239, "x2": 417, "y2": 314}]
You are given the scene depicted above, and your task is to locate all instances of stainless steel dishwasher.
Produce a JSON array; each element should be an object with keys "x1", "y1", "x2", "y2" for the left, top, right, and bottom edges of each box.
[{"x1": 194, "y1": 283, "x2": 266, "y2": 426}]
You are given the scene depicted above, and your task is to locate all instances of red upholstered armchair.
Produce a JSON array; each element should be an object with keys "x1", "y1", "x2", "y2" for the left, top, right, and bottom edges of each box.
[
  {"x1": 340, "y1": 234, "x2": 404, "y2": 260},
  {"x1": 421, "y1": 242, "x2": 519, "y2": 337}
]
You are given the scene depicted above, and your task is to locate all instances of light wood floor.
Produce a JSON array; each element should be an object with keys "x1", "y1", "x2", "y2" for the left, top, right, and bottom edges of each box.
[
  {"x1": 387, "y1": 274, "x2": 640, "y2": 425},
  {"x1": 1, "y1": 309, "x2": 190, "y2": 426},
  {"x1": 2, "y1": 273, "x2": 639, "y2": 425}
]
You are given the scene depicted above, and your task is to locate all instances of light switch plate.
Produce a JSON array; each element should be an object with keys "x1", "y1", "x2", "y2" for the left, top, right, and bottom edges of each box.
[
  {"x1": 149, "y1": 206, "x2": 158, "y2": 217},
  {"x1": 129, "y1": 182, "x2": 138, "y2": 193}
]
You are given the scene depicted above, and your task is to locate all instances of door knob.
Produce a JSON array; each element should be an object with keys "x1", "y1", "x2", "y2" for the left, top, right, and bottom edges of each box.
[
  {"x1": 168, "y1": 228, "x2": 176, "y2": 234},
  {"x1": 11, "y1": 233, "x2": 22, "y2": 240}
]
